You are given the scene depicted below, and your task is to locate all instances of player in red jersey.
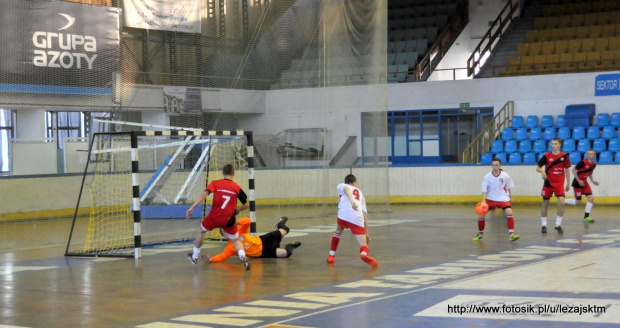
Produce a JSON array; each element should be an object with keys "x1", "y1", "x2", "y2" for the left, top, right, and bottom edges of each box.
[
  {"x1": 565, "y1": 149, "x2": 599, "y2": 222},
  {"x1": 536, "y1": 137, "x2": 571, "y2": 234},
  {"x1": 185, "y1": 164, "x2": 251, "y2": 270}
]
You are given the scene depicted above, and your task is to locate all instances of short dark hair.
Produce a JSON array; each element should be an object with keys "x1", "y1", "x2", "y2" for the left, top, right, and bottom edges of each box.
[
  {"x1": 344, "y1": 174, "x2": 356, "y2": 184},
  {"x1": 491, "y1": 157, "x2": 502, "y2": 164},
  {"x1": 552, "y1": 137, "x2": 563, "y2": 146},
  {"x1": 222, "y1": 164, "x2": 234, "y2": 175}
]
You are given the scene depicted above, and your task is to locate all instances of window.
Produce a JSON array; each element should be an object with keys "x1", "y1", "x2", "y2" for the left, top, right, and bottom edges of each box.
[
  {"x1": 0, "y1": 109, "x2": 16, "y2": 172},
  {"x1": 46, "y1": 111, "x2": 111, "y2": 149}
]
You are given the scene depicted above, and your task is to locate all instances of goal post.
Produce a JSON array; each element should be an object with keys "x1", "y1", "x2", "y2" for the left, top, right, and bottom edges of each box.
[{"x1": 65, "y1": 130, "x2": 255, "y2": 259}]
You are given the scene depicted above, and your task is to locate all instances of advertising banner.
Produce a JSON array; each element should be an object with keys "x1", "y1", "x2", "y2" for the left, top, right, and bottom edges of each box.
[
  {"x1": 124, "y1": 0, "x2": 201, "y2": 33},
  {"x1": 0, "y1": 0, "x2": 120, "y2": 89},
  {"x1": 163, "y1": 86, "x2": 202, "y2": 115}
]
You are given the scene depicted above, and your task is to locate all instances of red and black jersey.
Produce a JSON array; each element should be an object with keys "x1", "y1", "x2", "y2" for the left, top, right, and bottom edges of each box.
[
  {"x1": 537, "y1": 151, "x2": 571, "y2": 188},
  {"x1": 571, "y1": 159, "x2": 596, "y2": 188},
  {"x1": 205, "y1": 179, "x2": 248, "y2": 220}
]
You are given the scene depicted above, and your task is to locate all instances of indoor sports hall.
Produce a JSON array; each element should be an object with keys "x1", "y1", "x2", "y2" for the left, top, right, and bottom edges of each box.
[{"x1": 1, "y1": 0, "x2": 620, "y2": 327}]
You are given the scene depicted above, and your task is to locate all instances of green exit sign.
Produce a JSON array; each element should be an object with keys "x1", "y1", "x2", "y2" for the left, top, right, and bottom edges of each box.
[{"x1": 460, "y1": 102, "x2": 470, "y2": 109}]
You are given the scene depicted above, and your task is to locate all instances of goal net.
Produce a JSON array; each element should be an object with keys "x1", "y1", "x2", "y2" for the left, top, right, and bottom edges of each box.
[{"x1": 65, "y1": 130, "x2": 253, "y2": 258}]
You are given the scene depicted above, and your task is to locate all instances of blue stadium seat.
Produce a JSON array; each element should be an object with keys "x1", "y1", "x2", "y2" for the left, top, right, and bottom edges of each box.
[
  {"x1": 515, "y1": 127, "x2": 528, "y2": 140},
  {"x1": 541, "y1": 115, "x2": 554, "y2": 128},
  {"x1": 563, "y1": 139, "x2": 576, "y2": 152},
  {"x1": 602, "y1": 126, "x2": 616, "y2": 139},
  {"x1": 494, "y1": 152, "x2": 507, "y2": 163},
  {"x1": 608, "y1": 138, "x2": 620, "y2": 152},
  {"x1": 572, "y1": 126, "x2": 586, "y2": 139},
  {"x1": 533, "y1": 139, "x2": 546, "y2": 153},
  {"x1": 593, "y1": 138, "x2": 606, "y2": 152},
  {"x1": 526, "y1": 115, "x2": 539, "y2": 129},
  {"x1": 569, "y1": 152, "x2": 582, "y2": 164},
  {"x1": 491, "y1": 140, "x2": 504, "y2": 153},
  {"x1": 502, "y1": 128, "x2": 514, "y2": 140},
  {"x1": 508, "y1": 152, "x2": 522, "y2": 164},
  {"x1": 577, "y1": 139, "x2": 590, "y2": 153},
  {"x1": 598, "y1": 151, "x2": 613, "y2": 163},
  {"x1": 557, "y1": 127, "x2": 571, "y2": 140},
  {"x1": 480, "y1": 152, "x2": 493, "y2": 164},
  {"x1": 616, "y1": 152, "x2": 620, "y2": 164},
  {"x1": 611, "y1": 113, "x2": 620, "y2": 127},
  {"x1": 523, "y1": 152, "x2": 537, "y2": 164},
  {"x1": 596, "y1": 113, "x2": 610, "y2": 126},
  {"x1": 504, "y1": 140, "x2": 518, "y2": 153},
  {"x1": 529, "y1": 127, "x2": 542, "y2": 140},
  {"x1": 548, "y1": 141, "x2": 554, "y2": 151},
  {"x1": 511, "y1": 116, "x2": 524, "y2": 128},
  {"x1": 543, "y1": 128, "x2": 556, "y2": 141},
  {"x1": 587, "y1": 126, "x2": 600, "y2": 139},
  {"x1": 518, "y1": 140, "x2": 532, "y2": 153},
  {"x1": 556, "y1": 115, "x2": 566, "y2": 127}
]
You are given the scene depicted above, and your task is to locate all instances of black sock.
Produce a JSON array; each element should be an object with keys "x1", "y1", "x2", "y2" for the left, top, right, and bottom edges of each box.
[
  {"x1": 285, "y1": 244, "x2": 294, "y2": 257},
  {"x1": 584, "y1": 212, "x2": 590, "y2": 218}
]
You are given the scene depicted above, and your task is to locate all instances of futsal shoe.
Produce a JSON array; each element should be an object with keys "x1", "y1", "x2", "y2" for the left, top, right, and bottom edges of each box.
[
  {"x1": 327, "y1": 255, "x2": 335, "y2": 263},
  {"x1": 541, "y1": 226, "x2": 547, "y2": 233},
  {"x1": 509, "y1": 234, "x2": 520, "y2": 242},
  {"x1": 584, "y1": 217, "x2": 594, "y2": 223},
  {"x1": 241, "y1": 256, "x2": 251, "y2": 270},
  {"x1": 472, "y1": 233, "x2": 483, "y2": 241},
  {"x1": 555, "y1": 226, "x2": 564, "y2": 233},
  {"x1": 360, "y1": 253, "x2": 378, "y2": 268},
  {"x1": 284, "y1": 241, "x2": 302, "y2": 249},
  {"x1": 187, "y1": 253, "x2": 197, "y2": 264},
  {"x1": 275, "y1": 216, "x2": 289, "y2": 229}
]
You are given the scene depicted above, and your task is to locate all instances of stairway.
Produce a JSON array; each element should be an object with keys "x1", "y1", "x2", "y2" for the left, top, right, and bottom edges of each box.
[{"x1": 476, "y1": 1, "x2": 545, "y2": 78}]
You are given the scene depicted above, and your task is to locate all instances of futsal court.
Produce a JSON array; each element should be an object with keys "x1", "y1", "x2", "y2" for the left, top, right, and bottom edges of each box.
[{"x1": 1, "y1": 203, "x2": 619, "y2": 328}]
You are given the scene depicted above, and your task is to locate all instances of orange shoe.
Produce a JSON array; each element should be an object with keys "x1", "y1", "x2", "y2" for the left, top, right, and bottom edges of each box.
[
  {"x1": 360, "y1": 253, "x2": 378, "y2": 268},
  {"x1": 327, "y1": 255, "x2": 335, "y2": 263}
]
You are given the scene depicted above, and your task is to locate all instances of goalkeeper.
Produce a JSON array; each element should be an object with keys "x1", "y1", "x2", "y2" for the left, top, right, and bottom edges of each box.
[{"x1": 201, "y1": 217, "x2": 302, "y2": 263}]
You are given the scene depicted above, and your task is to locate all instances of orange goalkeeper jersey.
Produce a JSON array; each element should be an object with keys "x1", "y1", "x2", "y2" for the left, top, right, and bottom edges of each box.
[{"x1": 209, "y1": 217, "x2": 263, "y2": 262}]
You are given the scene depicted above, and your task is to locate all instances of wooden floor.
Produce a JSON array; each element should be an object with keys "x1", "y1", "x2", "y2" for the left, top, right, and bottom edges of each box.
[{"x1": 1, "y1": 204, "x2": 619, "y2": 328}]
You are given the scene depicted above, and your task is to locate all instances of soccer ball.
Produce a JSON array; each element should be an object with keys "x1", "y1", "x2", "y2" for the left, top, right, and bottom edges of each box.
[{"x1": 475, "y1": 202, "x2": 489, "y2": 215}]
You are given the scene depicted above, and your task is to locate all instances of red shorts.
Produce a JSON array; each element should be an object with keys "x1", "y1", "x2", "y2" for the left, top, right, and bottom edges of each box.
[
  {"x1": 485, "y1": 199, "x2": 511, "y2": 210},
  {"x1": 337, "y1": 218, "x2": 366, "y2": 235},
  {"x1": 541, "y1": 186, "x2": 565, "y2": 198},
  {"x1": 573, "y1": 184, "x2": 592, "y2": 199},
  {"x1": 201, "y1": 215, "x2": 238, "y2": 235}
]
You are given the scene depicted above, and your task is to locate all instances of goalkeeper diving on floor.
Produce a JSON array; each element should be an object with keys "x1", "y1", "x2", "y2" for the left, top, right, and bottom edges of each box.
[{"x1": 200, "y1": 217, "x2": 302, "y2": 263}]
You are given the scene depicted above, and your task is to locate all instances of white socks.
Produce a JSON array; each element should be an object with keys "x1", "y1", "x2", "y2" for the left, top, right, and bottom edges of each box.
[
  {"x1": 585, "y1": 202, "x2": 593, "y2": 213},
  {"x1": 556, "y1": 216, "x2": 563, "y2": 227},
  {"x1": 193, "y1": 247, "x2": 201, "y2": 259},
  {"x1": 565, "y1": 198, "x2": 577, "y2": 205},
  {"x1": 541, "y1": 217, "x2": 547, "y2": 227},
  {"x1": 238, "y1": 250, "x2": 246, "y2": 260}
]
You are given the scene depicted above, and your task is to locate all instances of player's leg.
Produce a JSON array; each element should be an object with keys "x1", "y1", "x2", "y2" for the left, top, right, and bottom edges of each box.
[
  {"x1": 473, "y1": 211, "x2": 487, "y2": 241},
  {"x1": 353, "y1": 232, "x2": 378, "y2": 268},
  {"x1": 541, "y1": 196, "x2": 550, "y2": 233},
  {"x1": 564, "y1": 188, "x2": 582, "y2": 206},
  {"x1": 584, "y1": 194, "x2": 595, "y2": 222},
  {"x1": 503, "y1": 207, "x2": 519, "y2": 241},
  {"x1": 276, "y1": 242, "x2": 302, "y2": 258},
  {"x1": 555, "y1": 193, "x2": 565, "y2": 233},
  {"x1": 327, "y1": 221, "x2": 344, "y2": 263},
  {"x1": 223, "y1": 226, "x2": 250, "y2": 270},
  {"x1": 189, "y1": 219, "x2": 211, "y2": 264}
]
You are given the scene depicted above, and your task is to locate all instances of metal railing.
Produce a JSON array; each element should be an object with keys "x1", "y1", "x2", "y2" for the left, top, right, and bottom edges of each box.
[
  {"x1": 416, "y1": 6, "x2": 469, "y2": 81},
  {"x1": 461, "y1": 101, "x2": 514, "y2": 163},
  {"x1": 467, "y1": 0, "x2": 520, "y2": 77}
]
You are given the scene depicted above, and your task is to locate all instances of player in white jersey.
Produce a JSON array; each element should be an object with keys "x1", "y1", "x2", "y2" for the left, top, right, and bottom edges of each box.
[
  {"x1": 473, "y1": 157, "x2": 520, "y2": 242},
  {"x1": 327, "y1": 174, "x2": 378, "y2": 268}
]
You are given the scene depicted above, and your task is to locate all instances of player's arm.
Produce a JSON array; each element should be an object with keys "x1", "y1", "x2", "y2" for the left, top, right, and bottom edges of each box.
[
  {"x1": 363, "y1": 212, "x2": 371, "y2": 243},
  {"x1": 589, "y1": 171, "x2": 599, "y2": 186},
  {"x1": 481, "y1": 192, "x2": 487, "y2": 203},
  {"x1": 236, "y1": 189, "x2": 249, "y2": 214},
  {"x1": 571, "y1": 166, "x2": 582, "y2": 186},
  {"x1": 186, "y1": 190, "x2": 210, "y2": 219},
  {"x1": 209, "y1": 247, "x2": 236, "y2": 263},
  {"x1": 564, "y1": 167, "x2": 571, "y2": 191},
  {"x1": 344, "y1": 186, "x2": 358, "y2": 210}
]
